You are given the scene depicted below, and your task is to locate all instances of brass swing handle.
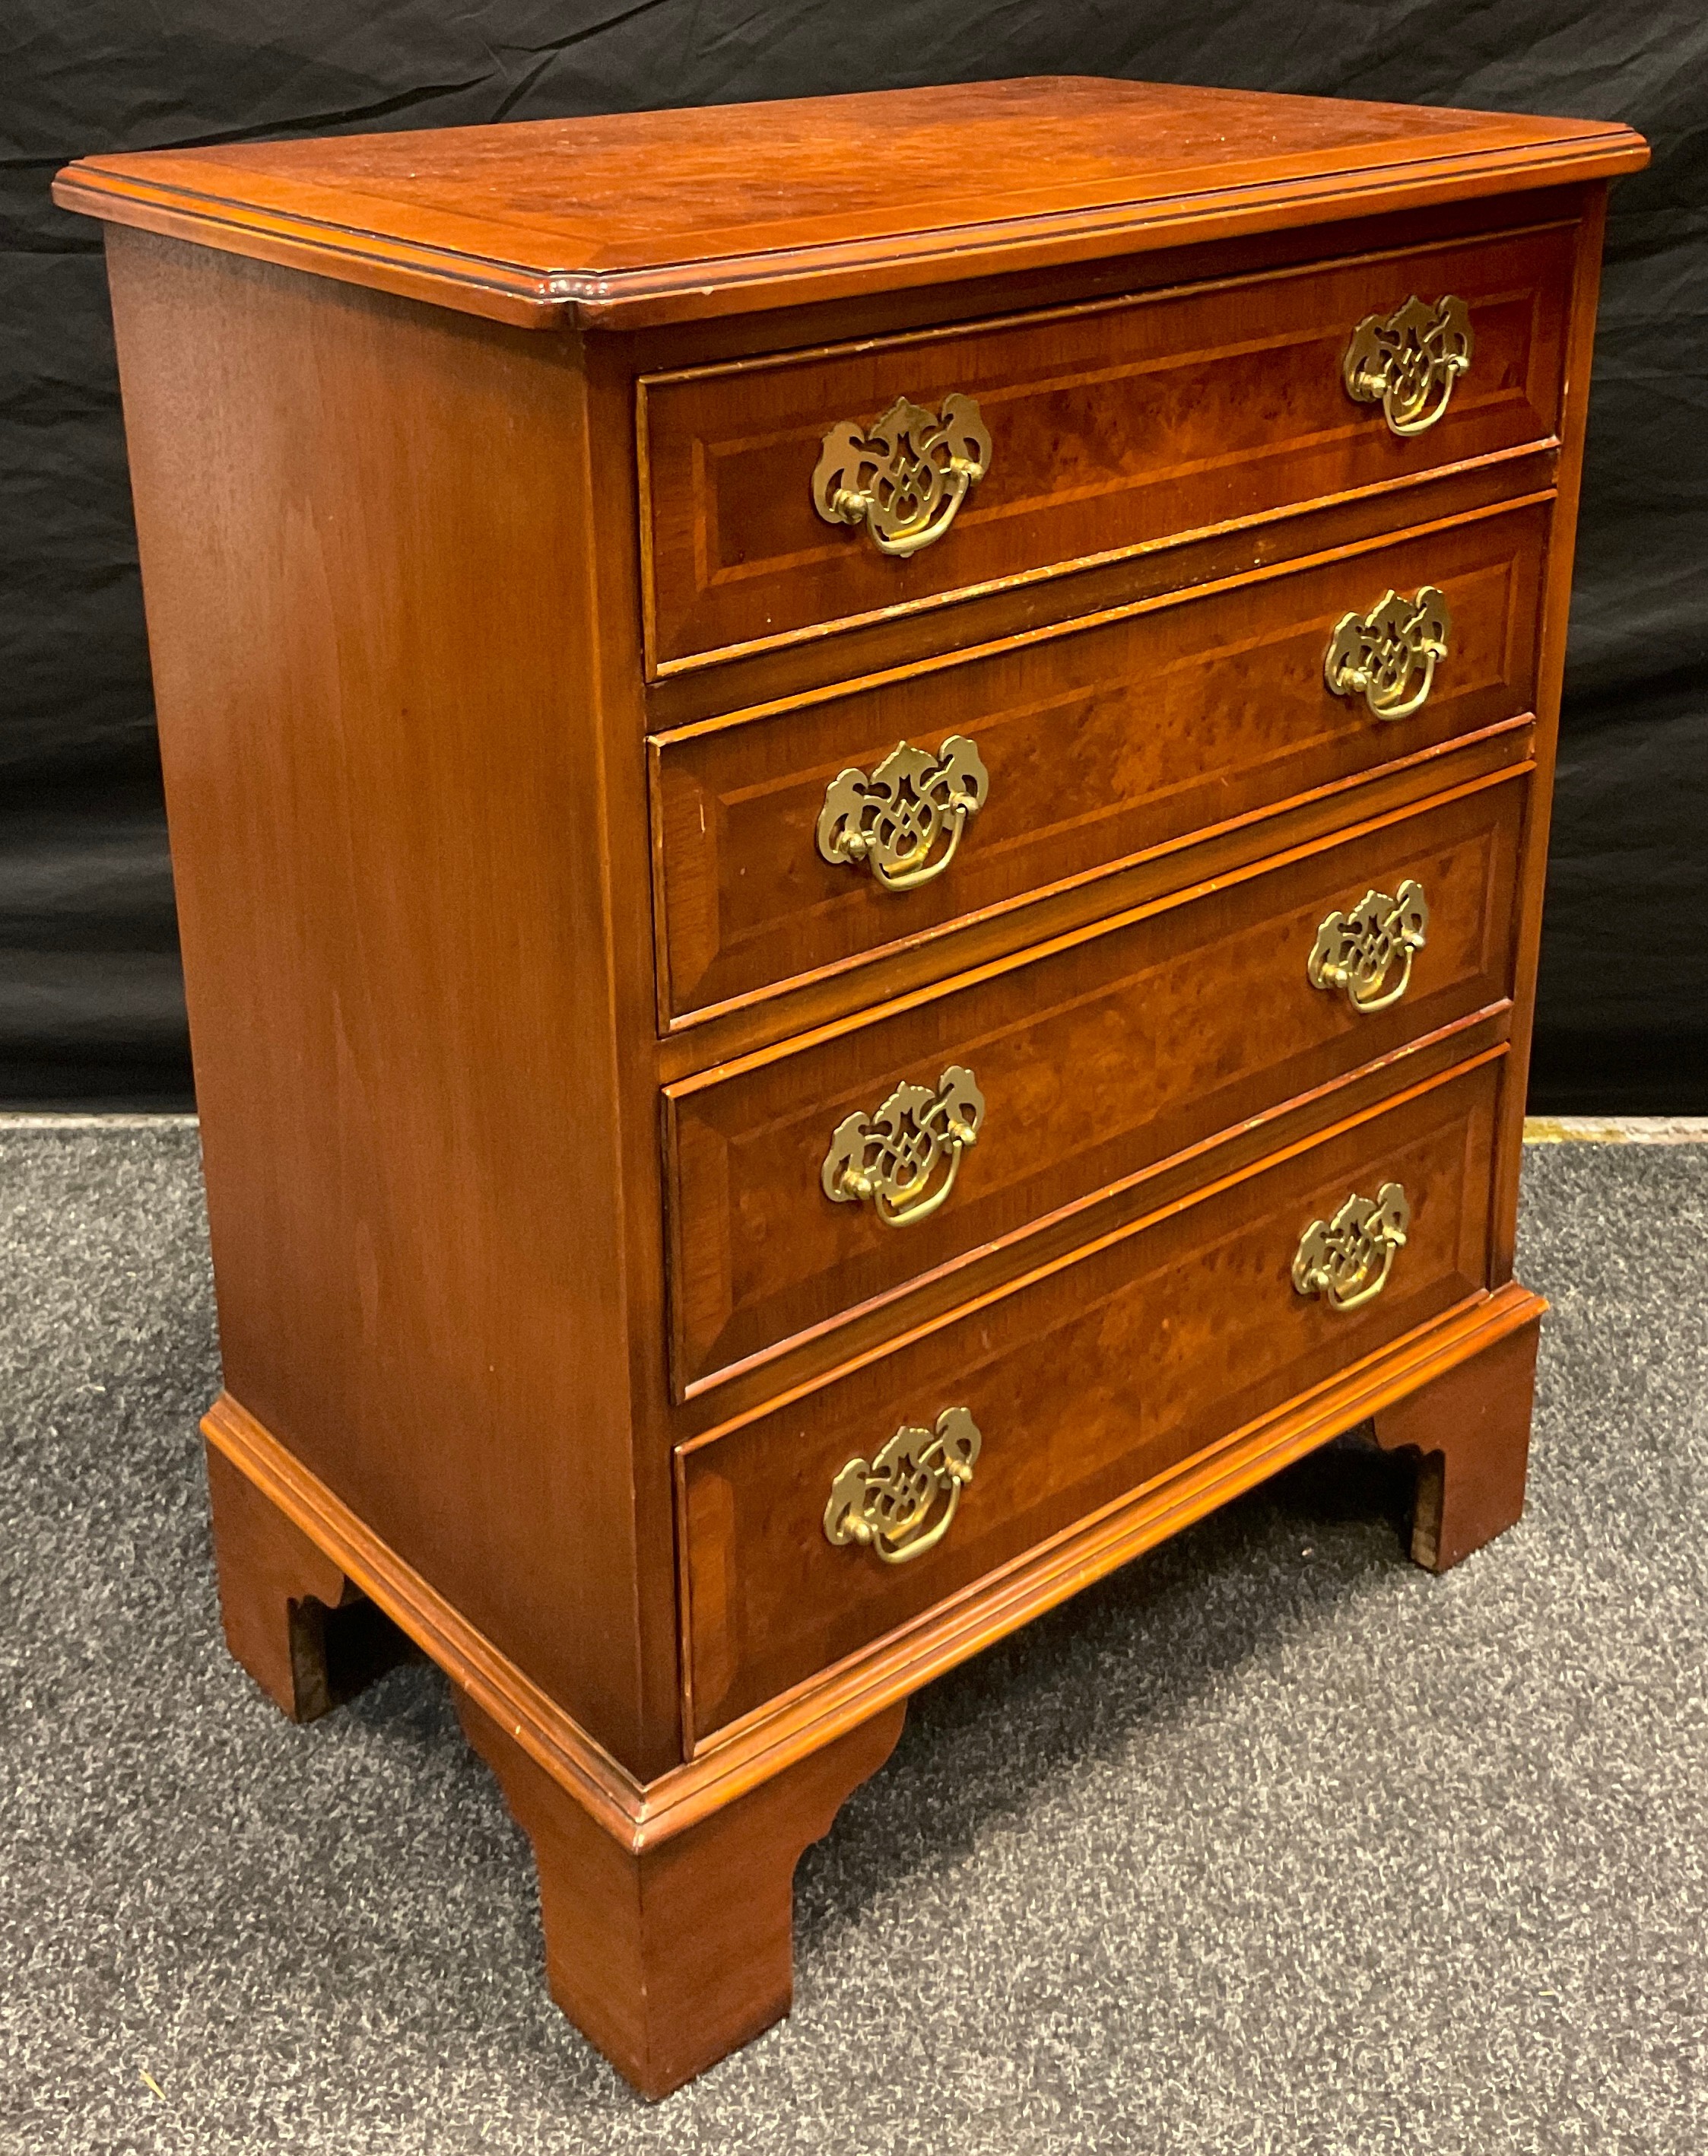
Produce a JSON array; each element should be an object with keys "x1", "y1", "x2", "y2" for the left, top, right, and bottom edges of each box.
[
  {"x1": 824, "y1": 1406, "x2": 982, "y2": 1565},
  {"x1": 1292, "y1": 1182, "x2": 1410, "y2": 1313},
  {"x1": 1308, "y1": 878, "x2": 1429, "y2": 1014},
  {"x1": 811, "y1": 392, "x2": 992, "y2": 557},
  {"x1": 1325, "y1": 586, "x2": 1452, "y2": 721},
  {"x1": 817, "y1": 735, "x2": 989, "y2": 893},
  {"x1": 821, "y1": 1065, "x2": 985, "y2": 1230},
  {"x1": 1342, "y1": 294, "x2": 1473, "y2": 437}
]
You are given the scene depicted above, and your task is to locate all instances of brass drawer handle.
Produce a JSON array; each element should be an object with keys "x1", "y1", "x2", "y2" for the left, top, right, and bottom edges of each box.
[
  {"x1": 1309, "y1": 879, "x2": 1429, "y2": 1014},
  {"x1": 1342, "y1": 294, "x2": 1474, "y2": 436},
  {"x1": 821, "y1": 1065, "x2": 985, "y2": 1230},
  {"x1": 817, "y1": 735, "x2": 989, "y2": 891},
  {"x1": 1292, "y1": 1183, "x2": 1411, "y2": 1313},
  {"x1": 811, "y1": 392, "x2": 992, "y2": 557},
  {"x1": 1324, "y1": 586, "x2": 1452, "y2": 720},
  {"x1": 824, "y1": 1406, "x2": 982, "y2": 1565}
]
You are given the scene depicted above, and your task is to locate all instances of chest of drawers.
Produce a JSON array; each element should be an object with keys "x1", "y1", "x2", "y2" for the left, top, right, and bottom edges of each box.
[{"x1": 58, "y1": 77, "x2": 1646, "y2": 2097}]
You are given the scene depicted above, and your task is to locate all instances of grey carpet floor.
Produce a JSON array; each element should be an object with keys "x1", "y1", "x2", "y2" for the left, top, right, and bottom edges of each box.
[{"x1": 2, "y1": 1125, "x2": 1705, "y2": 2156}]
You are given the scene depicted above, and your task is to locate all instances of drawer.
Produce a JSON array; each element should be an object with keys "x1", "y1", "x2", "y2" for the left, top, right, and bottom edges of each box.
[
  {"x1": 651, "y1": 498, "x2": 1547, "y2": 1024},
  {"x1": 639, "y1": 220, "x2": 1573, "y2": 674},
  {"x1": 679, "y1": 1053, "x2": 1501, "y2": 1739},
  {"x1": 664, "y1": 771, "x2": 1524, "y2": 1396}
]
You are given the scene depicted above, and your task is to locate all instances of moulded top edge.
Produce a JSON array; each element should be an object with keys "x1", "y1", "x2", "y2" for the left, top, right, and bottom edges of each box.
[{"x1": 52, "y1": 77, "x2": 1648, "y2": 332}]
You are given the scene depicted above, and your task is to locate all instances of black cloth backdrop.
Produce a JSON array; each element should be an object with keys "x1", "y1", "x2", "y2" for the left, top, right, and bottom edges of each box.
[{"x1": 4, "y1": 2, "x2": 1704, "y2": 1109}]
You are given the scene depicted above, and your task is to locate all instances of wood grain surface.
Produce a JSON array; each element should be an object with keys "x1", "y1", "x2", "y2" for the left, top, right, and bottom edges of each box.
[
  {"x1": 639, "y1": 220, "x2": 1573, "y2": 671},
  {"x1": 679, "y1": 1052, "x2": 1503, "y2": 1738},
  {"x1": 665, "y1": 773, "x2": 1525, "y2": 1396},
  {"x1": 641, "y1": 452, "x2": 1566, "y2": 750},
  {"x1": 652, "y1": 497, "x2": 1548, "y2": 1023},
  {"x1": 52, "y1": 78, "x2": 1644, "y2": 329},
  {"x1": 102, "y1": 228, "x2": 684, "y2": 1777}
]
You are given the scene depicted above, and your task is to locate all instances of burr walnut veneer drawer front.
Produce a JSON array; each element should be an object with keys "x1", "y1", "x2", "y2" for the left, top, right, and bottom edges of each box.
[
  {"x1": 639, "y1": 221, "x2": 1573, "y2": 674},
  {"x1": 651, "y1": 498, "x2": 1547, "y2": 1024},
  {"x1": 663, "y1": 772, "x2": 1523, "y2": 1397},
  {"x1": 678, "y1": 1053, "x2": 1502, "y2": 1740}
]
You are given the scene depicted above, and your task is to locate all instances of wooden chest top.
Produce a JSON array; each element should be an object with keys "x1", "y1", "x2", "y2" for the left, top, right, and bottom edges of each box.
[{"x1": 52, "y1": 76, "x2": 1644, "y2": 328}]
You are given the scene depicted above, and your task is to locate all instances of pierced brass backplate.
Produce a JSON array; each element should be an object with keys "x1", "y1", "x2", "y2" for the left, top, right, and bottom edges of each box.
[
  {"x1": 817, "y1": 735, "x2": 989, "y2": 891},
  {"x1": 1309, "y1": 879, "x2": 1430, "y2": 1013},
  {"x1": 1324, "y1": 586, "x2": 1452, "y2": 720},
  {"x1": 824, "y1": 1405, "x2": 982, "y2": 1565},
  {"x1": 811, "y1": 392, "x2": 992, "y2": 557},
  {"x1": 1292, "y1": 1183, "x2": 1411, "y2": 1313},
  {"x1": 1342, "y1": 294, "x2": 1474, "y2": 436},
  {"x1": 821, "y1": 1065, "x2": 985, "y2": 1230}
]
